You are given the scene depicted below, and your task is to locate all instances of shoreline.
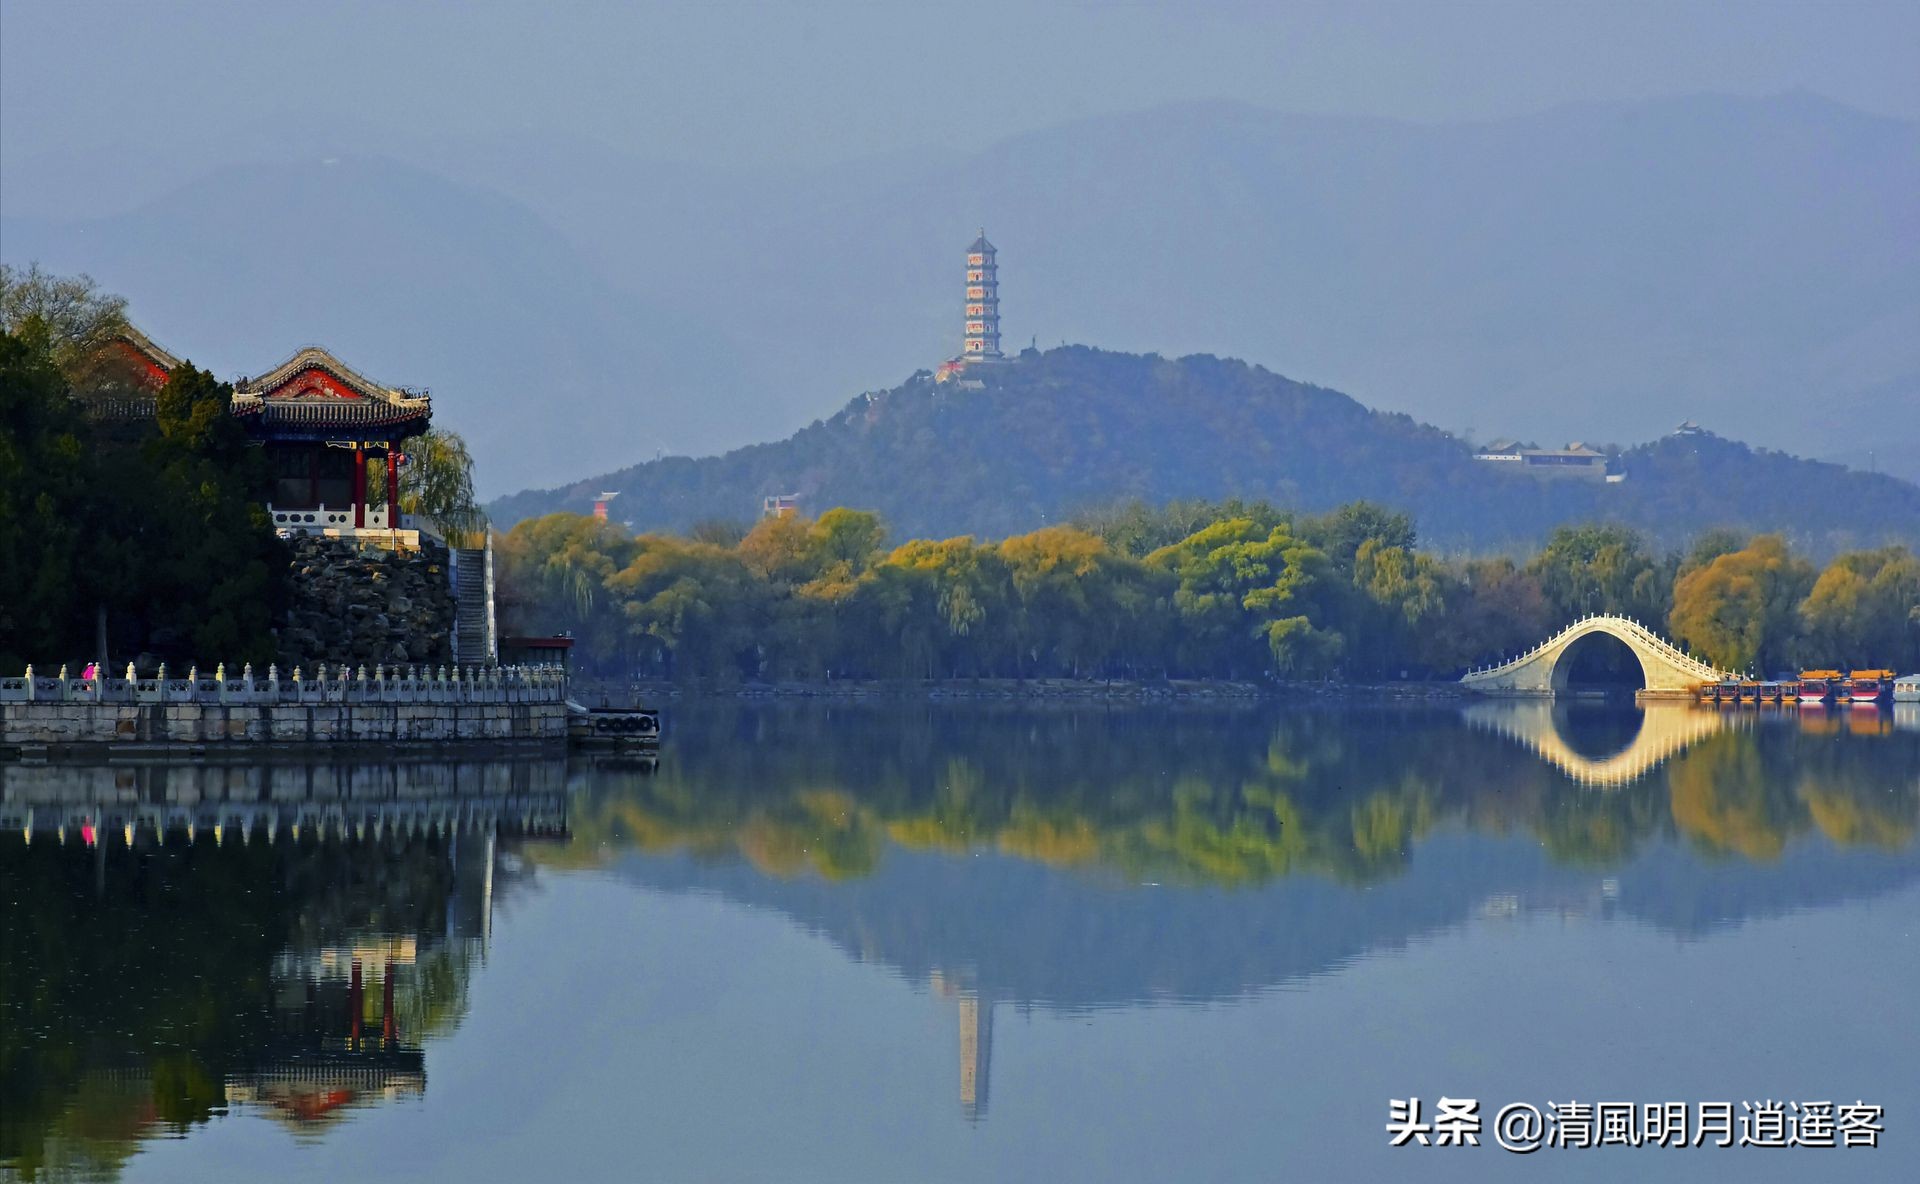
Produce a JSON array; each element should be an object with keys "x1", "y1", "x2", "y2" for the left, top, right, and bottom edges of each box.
[{"x1": 579, "y1": 677, "x2": 1473, "y2": 704}]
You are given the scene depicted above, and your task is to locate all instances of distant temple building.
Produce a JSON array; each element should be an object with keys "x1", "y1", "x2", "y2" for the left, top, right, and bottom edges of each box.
[
  {"x1": 103, "y1": 329, "x2": 434, "y2": 541},
  {"x1": 936, "y1": 230, "x2": 1005, "y2": 384},
  {"x1": 1472, "y1": 439, "x2": 1622, "y2": 483}
]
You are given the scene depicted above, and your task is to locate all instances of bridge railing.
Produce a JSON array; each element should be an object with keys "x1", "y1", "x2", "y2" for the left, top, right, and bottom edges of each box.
[{"x1": 1462, "y1": 614, "x2": 1729, "y2": 680}]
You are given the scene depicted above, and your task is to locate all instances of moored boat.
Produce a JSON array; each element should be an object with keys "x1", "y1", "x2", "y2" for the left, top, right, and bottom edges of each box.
[
  {"x1": 1737, "y1": 680, "x2": 1760, "y2": 704},
  {"x1": 566, "y1": 699, "x2": 663, "y2": 748},
  {"x1": 1896, "y1": 675, "x2": 1920, "y2": 703},
  {"x1": 1758, "y1": 681, "x2": 1783, "y2": 703},
  {"x1": 1797, "y1": 670, "x2": 1839, "y2": 706},
  {"x1": 1843, "y1": 669, "x2": 1894, "y2": 705},
  {"x1": 1714, "y1": 678, "x2": 1743, "y2": 705}
]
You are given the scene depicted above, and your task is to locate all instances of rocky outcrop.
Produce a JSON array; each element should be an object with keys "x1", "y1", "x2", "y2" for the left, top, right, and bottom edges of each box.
[{"x1": 278, "y1": 536, "x2": 456, "y2": 669}]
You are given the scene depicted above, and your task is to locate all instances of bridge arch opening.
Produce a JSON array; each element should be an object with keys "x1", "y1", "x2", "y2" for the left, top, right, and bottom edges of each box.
[
  {"x1": 1550, "y1": 629, "x2": 1648, "y2": 696},
  {"x1": 1549, "y1": 701, "x2": 1647, "y2": 762}
]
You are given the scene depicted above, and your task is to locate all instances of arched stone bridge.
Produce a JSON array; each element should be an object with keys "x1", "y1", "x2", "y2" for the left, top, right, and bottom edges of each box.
[{"x1": 1460, "y1": 614, "x2": 1730, "y2": 696}]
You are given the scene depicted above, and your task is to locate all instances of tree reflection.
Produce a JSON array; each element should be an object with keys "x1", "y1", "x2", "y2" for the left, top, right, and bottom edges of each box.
[
  {"x1": 548, "y1": 704, "x2": 1920, "y2": 885},
  {"x1": 0, "y1": 814, "x2": 545, "y2": 1180}
]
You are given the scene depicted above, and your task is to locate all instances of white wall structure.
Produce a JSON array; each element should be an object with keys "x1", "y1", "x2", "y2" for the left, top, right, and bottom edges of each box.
[
  {"x1": 1460, "y1": 614, "x2": 1729, "y2": 696},
  {"x1": 1, "y1": 664, "x2": 566, "y2": 748}
]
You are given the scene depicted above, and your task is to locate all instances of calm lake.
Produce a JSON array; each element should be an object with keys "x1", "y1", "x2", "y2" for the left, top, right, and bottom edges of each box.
[{"x1": 4, "y1": 701, "x2": 1917, "y2": 1183}]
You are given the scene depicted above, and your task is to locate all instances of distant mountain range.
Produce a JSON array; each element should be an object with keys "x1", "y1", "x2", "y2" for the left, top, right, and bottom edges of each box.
[
  {"x1": 491, "y1": 346, "x2": 1920, "y2": 555},
  {"x1": 5, "y1": 91, "x2": 1916, "y2": 492}
]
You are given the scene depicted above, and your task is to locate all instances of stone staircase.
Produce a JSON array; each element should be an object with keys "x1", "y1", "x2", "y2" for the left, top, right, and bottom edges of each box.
[{"x1": 451, "y1": 542, "x2": 495, "y2": 665}]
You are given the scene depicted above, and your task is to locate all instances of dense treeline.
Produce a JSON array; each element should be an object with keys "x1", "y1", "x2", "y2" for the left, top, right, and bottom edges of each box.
[{"x1": 498, "y1": 500, "x2": 1920, "y2": 682}]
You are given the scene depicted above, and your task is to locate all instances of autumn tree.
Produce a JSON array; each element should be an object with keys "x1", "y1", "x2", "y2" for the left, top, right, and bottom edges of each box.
[
  {"x1": 1668, "y1": 534, "x2": 1815, "y2": 674},
  {"x1": 1799, "y1": 546, "x2": 1920, "y2": 670}
]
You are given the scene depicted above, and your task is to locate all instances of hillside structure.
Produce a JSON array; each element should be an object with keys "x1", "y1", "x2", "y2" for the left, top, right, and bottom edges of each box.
[
  {"x1": 104, "y1": 330, "x2": 434, "y2": 541},
  {"x1": 86, "y1": 329, "x2": 496, "y2": 666},
  {"x1": 1472, "y1": 440, "x2": 1618, "y2": 482},
  {"x1": 936, "y1": 230, "x2": 1005, "y2": 383}
]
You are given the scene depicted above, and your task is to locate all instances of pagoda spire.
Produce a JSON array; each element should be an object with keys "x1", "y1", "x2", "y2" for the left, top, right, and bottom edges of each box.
[{"x1": 962, "y1": 231, "x2": 1003, "y2": 360}]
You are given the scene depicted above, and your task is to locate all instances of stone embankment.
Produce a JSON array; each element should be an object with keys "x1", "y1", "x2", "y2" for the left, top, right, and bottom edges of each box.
[
  {"x1": 1, "y1": 664, "x2": 566, "y2": 752},
  {"x1": 279, "y1": 535, "x2": 457, "y2": 669},
  {"x1": 591, "y1": 678, "x2": 1466, "y2": 703}
]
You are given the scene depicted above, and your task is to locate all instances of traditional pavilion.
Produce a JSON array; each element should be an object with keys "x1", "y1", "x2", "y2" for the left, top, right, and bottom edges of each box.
[
  {"x1": 936, "y1": 230, "x2": 1005, "y2": 383},
  {"x1": 105, "y1": 330, "x2": 434, "y2": 541}
]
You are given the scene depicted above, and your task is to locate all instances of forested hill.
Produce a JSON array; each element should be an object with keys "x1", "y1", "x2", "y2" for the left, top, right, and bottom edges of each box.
[{"x1": 491, "y1": 347, "x2": 1920, "y2": 553}]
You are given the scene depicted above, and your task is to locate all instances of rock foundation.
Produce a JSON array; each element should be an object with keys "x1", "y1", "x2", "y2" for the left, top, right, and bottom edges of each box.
[{"x1": 279, "y1": 536, "x2": 456, "y2": 669}]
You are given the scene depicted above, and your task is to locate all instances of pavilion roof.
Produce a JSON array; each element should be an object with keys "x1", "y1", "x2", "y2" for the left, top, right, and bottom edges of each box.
[
  {"x1": 238, "y1": 345, "x2": 420, "y2": 404},
  {"x1": 113, "y1": 324, "x2": 182, "y2": 373},
  {"x1": 230, "y1": 346, "x2": 432, "y2": 436}
]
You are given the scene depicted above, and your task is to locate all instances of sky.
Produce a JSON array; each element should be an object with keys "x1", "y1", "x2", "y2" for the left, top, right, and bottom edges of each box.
[{"x1": 4, "y1": 0, "x2": 1919, "y2": 172}]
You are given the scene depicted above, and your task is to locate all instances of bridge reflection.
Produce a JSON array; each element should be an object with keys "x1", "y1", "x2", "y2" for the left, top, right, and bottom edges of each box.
[
  {"x1": 1467, "y1": 701, "x2": 1917, "y2": 787},
  {"x1": 1462, "y1": 701, "x2": 1730, "y2": 786}
]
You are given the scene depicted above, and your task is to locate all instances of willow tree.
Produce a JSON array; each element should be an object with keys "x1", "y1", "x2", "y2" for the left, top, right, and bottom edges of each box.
[{"x1": 394, "y1": 428, "x2": 488, "y2": 547}]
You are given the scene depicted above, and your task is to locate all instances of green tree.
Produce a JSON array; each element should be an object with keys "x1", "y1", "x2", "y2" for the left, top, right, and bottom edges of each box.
[
  {"x1": 495, "y1": 512, "x2": 642, "y2": 671},
  {"x1": 1527, "y1": 524, "x2": 1671, "y2": 623},
  {"x1": 1148, "y1": 517, "x2": 1341, "y2": 677},
  {"x1": 1302, "y1": 501, "x2": 1415, "y2": 576},
  {"x1": 611, "y1": 535, "x2": 764, "y2": 679},
  {"x1": 0, "y1": 325, "x2": 96, "y2": 667},
  {"x1": 139, "y1": 362, "x2": 285, "y2": 663}
]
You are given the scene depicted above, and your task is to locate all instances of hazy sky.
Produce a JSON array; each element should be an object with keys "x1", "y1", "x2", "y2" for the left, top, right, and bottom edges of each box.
[{"x1": 5, "y1": 0, "x2": 1918, "y2": 170}]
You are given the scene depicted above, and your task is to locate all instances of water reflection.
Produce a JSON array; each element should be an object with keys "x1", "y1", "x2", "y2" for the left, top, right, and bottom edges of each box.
[
  {"x1": 0, "y1": 757, "x2": 567, "y2": 1179},
  {"x1": 551, "y1": 702, "x2": 1917, "y2": 1124},
  {"x1": 3, "y1": 704, "x2": 1916, "y2": 1172},
  {"x1": 555, "y1": 702, "x2": 1918, "y2": 885}
]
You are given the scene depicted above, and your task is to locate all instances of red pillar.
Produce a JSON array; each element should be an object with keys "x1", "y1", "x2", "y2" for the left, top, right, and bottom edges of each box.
[
  {"x1": 353, "y1": 447, "x2": 366, "y2": 529},
  {"x1": 350, "y1": 959, "x2": 363, "y2": 1048},
  {"x1": 386, "y1": 451, "x2": 400, "y2": 530}
]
